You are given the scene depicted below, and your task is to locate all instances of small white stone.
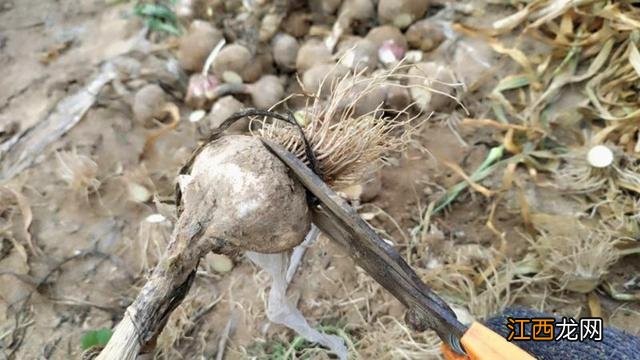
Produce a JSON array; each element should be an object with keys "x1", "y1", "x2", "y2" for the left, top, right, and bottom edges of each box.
[
  {"x1": 189, "y1": 110, "x2": 206, "y2": 123},
  {"x1": 209, "y1": 253, "x2": 234, "y2": 273},
  {"x1": 405, "y1": 50, "x2": 423, "y2": 63},
  {"x1": 145, "y1": 213, "x2": 166, "y2": 223},
  {"x1": 426, "y1": 258, "x2": 441, "y2": 269},
  {"x1": 128, "y1": 182, "x2": 151, "y2": 203},
  {"x1": 222, "y1": 70, "x2": 243, "y2": 84},
  {"x1": 587, "y1": 145, "x2": 614, "y2": 168}
]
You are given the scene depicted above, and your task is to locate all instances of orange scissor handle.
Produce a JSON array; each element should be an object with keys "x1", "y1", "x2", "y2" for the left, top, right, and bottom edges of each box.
[{"x1": 442, "y1": 322, "x2": 536, "y2": 360}]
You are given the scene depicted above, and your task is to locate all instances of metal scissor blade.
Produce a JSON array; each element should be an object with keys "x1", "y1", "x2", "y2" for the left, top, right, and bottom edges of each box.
[{"x1": 261, "y1": 139, "x2": 467, "y2": 353}]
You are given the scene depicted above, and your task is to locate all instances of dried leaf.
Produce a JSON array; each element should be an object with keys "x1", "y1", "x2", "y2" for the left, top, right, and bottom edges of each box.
[
  {"x1": 462, "y1": 118, "x2": 543, "y2": 133},
  {"x1": 9, "y1": 188, "x2": 36, "y2": 255},
  {"x1": 434, "y1": 146, "x2": 507, "y2": 212},
  {"x1": 489, "y1": 39, "x2": 539, "y2": 88},
  {"x1": 494, "y1": 74, "x2": 530, "y2": 93},
  {"x1": 141, "y1": 103, "x2": 181, "y2": 160},
  {"x1": 0, "y1": 186, "x2": 38, "y2": 258},
  {"x1": 8, "y1": 237, "x2": 28, "y2": 265},
  {"x1": 628, "y1": 42, "x2": 640, "y2": 78},
  {"x1": 442, "y1": 160, "x2": 494, "y2": 197},
  {"x1": 493, "y1": 6, "x2": 531, "y2": 32},
  {"x1": 503, "y1": 128, "x2": 522, "y2": 154}
]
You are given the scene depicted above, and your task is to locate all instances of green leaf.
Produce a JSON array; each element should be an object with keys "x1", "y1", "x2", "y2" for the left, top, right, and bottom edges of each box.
[
  {"x1": 433, "y1": 146, "x2": 508, "y2": 213},
  {"x1": 80, "y1": 331, "x2": 98, "y2": 350},
  {"x1": 81, "y1": 328, "x2": 113, "y2": 350},
  {"x1": 95, "y1": 328, "x2": 113, "y2": 345},
  {"x1": 134, "y1": 3, "x2": 177, "y2": 22},
  {"x1": 145, "y1": 17, "x2": 181, "y2": 35}
]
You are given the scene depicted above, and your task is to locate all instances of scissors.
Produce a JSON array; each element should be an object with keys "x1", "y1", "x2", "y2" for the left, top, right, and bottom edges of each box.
[{"x1": 261, "y1": 138, "x2": 535, "y2": 360}]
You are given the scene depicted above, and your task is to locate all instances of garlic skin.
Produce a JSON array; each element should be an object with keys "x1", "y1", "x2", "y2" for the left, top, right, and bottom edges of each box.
[
  {"x1": 185, "y1": 74, "x2": 218, "y2": 109},
  {"x1": 378, "y1": 40, "x2": 406, "y2": 66},
  {"x1": 365, "y1": 26, "x2": 408, "y2": 66},
  {"x1": 184, "y1": 135, "x2": 310, "y2": 254}
]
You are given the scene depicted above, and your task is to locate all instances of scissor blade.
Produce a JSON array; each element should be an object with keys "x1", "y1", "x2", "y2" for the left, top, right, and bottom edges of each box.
[{"x1": 261, "y1": 139, "x2": 467, "y2": 353}]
